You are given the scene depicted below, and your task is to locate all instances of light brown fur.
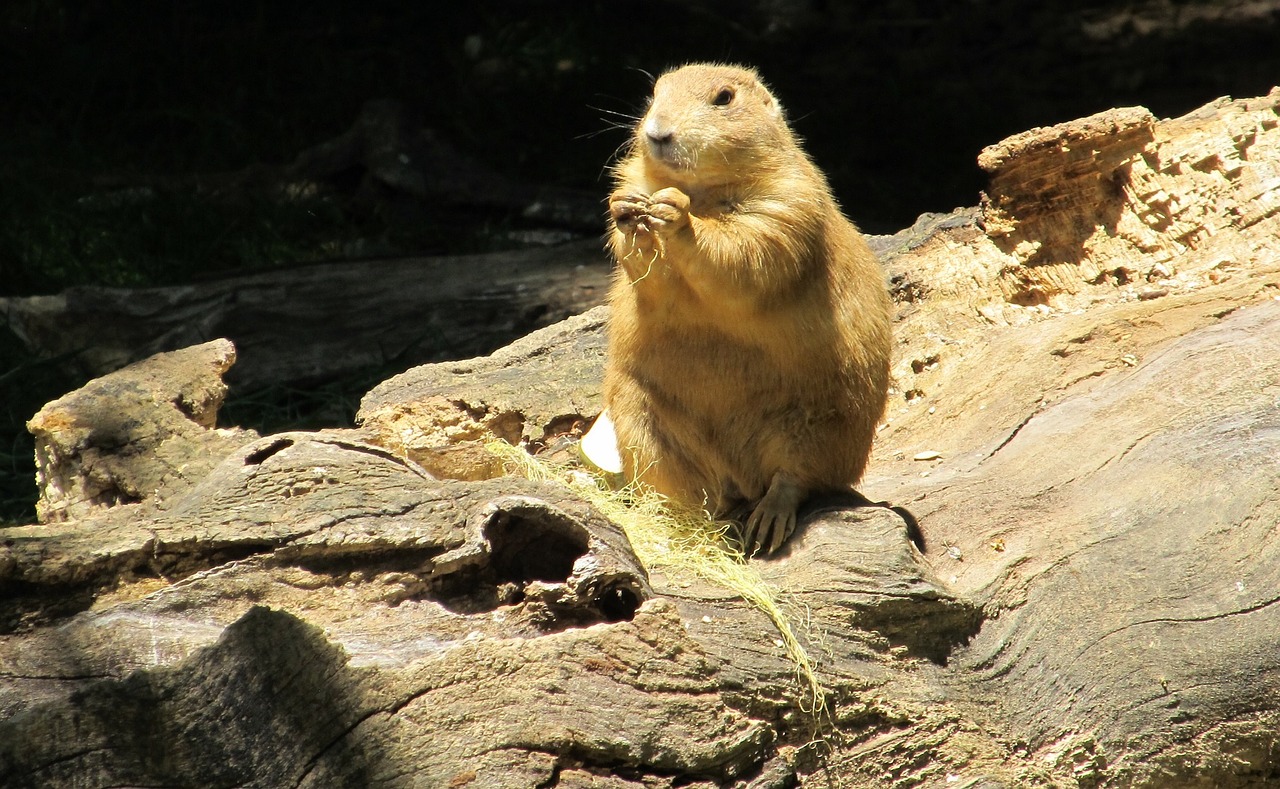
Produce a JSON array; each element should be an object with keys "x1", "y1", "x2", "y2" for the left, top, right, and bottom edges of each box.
[{"x1": 603, "y1": 63, "x2": 892, "y2": 554}]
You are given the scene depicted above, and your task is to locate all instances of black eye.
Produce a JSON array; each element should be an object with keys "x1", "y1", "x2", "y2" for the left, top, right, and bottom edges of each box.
[{"x1": 712, "y1": 87, "x2": 734, "y2": 106}]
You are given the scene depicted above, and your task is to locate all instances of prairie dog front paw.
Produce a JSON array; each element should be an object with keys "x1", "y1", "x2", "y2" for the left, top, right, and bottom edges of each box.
[
  {"x1": 609, "y1": 191, "x2": 651, "y2": 232},
  {"x1": 646, "y1": 187, "x2": 691, "y2": 235}
]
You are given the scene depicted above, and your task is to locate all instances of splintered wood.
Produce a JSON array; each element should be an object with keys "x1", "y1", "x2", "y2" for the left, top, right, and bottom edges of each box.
[{"x1": 890, "y1": 89, "x2": 1280, "y2": 316}]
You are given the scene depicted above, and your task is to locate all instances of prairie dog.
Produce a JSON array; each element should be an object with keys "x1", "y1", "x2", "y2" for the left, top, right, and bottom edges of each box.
[{"x1": 603, "y1": 63, "x2": 892, "y2": 554}]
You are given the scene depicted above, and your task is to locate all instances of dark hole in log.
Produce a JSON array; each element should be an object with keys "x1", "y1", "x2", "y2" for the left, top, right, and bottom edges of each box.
[
  {"x1": 484, "y1": 504, "x2": 589, "y2": 585},
  {"x1": 596, "y1": 584, "x2": 640, "y2": 622},
  {"x1": 430, "y1": 500, "x2": 648, "y2": 630}
]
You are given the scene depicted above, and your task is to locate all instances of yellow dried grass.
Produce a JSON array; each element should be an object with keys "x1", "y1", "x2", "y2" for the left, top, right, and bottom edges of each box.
[{"x1": 487, "y1": 440, "x2": 826, "y2": 714}]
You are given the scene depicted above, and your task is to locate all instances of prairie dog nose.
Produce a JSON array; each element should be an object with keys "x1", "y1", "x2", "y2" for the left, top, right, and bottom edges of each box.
[{"x1": 644, "y1": 116, "x2": 674, "y2": 146}]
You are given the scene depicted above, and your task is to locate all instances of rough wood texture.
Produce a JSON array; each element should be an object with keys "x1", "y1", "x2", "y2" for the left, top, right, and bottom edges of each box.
[
  {"x1": 25, "y1": 338, "x2": 258, "y2": 524},
  {"x1": 2, "y1": 89, "x2": 1279, "y2": 788},
  {"x1": 867, "y1": 88, "x2": 1280, "y2": 787},
  {"x1": 357, "y1": 306, "x2": 608, "y2": 480},
  {"x1": 0, "y1": 240, "x2": 611, "y2": 391}
]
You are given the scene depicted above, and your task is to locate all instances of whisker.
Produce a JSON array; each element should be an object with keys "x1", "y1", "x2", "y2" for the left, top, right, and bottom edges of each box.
[
  {"x1": 597, "y1": 137, "x2": 635, "y2": 181},
  {"x1": 627, "y1": 66, "x2": 657, "y2": 85},
  {"x1": 589, "y1": 104, "x2": 642, "y2": 123},
  {"x1": 575, "y1": 122, "x2": 630, "y2": 141}
]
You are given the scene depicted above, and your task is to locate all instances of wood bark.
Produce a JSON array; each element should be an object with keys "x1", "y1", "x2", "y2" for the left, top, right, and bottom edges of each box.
[
  {"x1": 2, "y1": 89, "x2": 1279, "y2": 788},
  {"x1": 0, "y1": 241, "x2": 611, "y2": 392}
]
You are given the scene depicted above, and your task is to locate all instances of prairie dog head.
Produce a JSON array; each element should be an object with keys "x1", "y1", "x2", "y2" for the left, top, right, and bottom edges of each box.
[{"x1": 636, "y1": 63, "x2": 791, "y2": 182}]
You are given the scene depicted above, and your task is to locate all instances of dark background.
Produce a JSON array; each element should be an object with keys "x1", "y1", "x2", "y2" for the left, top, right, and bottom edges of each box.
[{"x1": 2, "y1": 0, "x2": 1278, "y2": 522}]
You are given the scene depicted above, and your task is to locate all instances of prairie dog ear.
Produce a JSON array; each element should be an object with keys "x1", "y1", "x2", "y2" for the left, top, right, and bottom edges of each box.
[{"x1": 756, "y1": 86, "x2": 784, "y2": 119}]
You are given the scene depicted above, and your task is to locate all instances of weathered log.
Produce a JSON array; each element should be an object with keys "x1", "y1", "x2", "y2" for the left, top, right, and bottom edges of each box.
[
  {"x1": 2, "y1": 89, "x2": 1280, "y2": 788},
  {"x1": 0, "y1": 240, "x2": 611, "y2": 392},
  {"x1": 866, "y1": 87, "x2": 1280, "y2": 786},
  {"x1": 358, "y1": 305, "x2": 608, "y2": 480},
  {"x1": 0, "y1": 346, "x2": 960, "y2": 786},
  {"x1": 25, "y1": 338, "x2": 258, "y2": 524}
]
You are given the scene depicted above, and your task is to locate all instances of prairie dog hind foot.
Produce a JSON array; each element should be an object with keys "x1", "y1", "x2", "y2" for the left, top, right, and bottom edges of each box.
[{"x1": 740, "y1": 474, "x2": 805, "y2": 556}]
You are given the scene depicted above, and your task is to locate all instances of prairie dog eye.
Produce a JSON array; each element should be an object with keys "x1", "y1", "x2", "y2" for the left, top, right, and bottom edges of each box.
[{"x1": 712, "y1": 87, "x2": 735, "y2": 106}]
